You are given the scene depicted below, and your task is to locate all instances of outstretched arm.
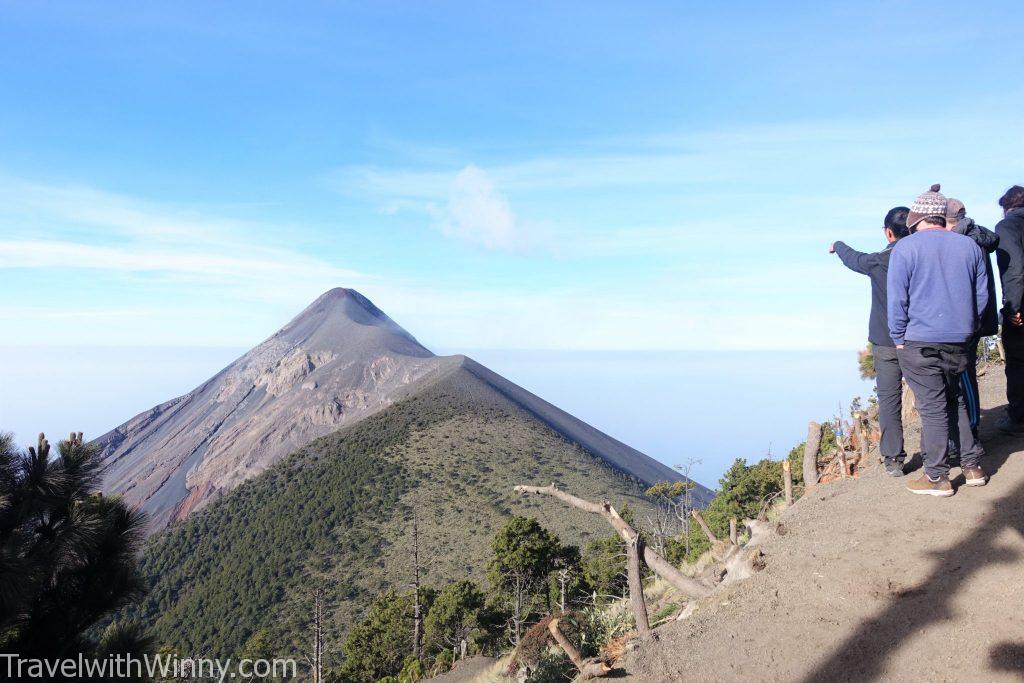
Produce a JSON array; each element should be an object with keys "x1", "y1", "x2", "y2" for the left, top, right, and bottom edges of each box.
[{"x1": 832, "y1": 241, "x2": 876, "y2": 275}]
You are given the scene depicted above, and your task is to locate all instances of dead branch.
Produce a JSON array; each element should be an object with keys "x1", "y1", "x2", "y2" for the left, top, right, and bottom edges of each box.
[
  {"x1": 690, "y1": 509, "x2": 717, "y2": 543},
  {"x1": 514, "y1": 484, "x2": 711, "y2": 598},
  {"x1": 548, "y1": 618, "x2": 611, "y2": 680}
]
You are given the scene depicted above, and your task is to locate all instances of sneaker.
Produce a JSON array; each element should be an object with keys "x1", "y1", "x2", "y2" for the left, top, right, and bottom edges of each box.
[
  {"x1": 884, "y1": 458, "x2": 905, "y2": 477},
  {"x1": 906, "y1": 474, "x2": 955, "y2": 497},
  {"x1": 996, "y1": 415, "x2": 1024, "y2": 435},
  {"x1": 962, "y1": 465, "x2": 988, "y2": 487}
]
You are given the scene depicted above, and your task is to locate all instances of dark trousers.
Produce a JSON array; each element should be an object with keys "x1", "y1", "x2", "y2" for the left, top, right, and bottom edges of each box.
[
  {"x1": 899, "y1": 342, "x2": 984, "y2": 479},
  {"x1": 873, "y1": 345, "x2": 906, "y2": 461},
  {"x1": 1003, "y1": 324, "x2": 1024, "y2": 421},
  {"x1": 960, "y1": 341, "x2": 980, "y2": 435}
]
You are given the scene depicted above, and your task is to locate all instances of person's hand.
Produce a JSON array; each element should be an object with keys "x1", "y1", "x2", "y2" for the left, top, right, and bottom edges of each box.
[
  {"x1": 829, "y1": 242, "x2": 836, "y2": 254},
  {"x1": 896, "y1": 344, "x2": 904, "y2": 350},
  {"x1": 1011, "y1": 312, "x2": 1024, "y2": 327}
]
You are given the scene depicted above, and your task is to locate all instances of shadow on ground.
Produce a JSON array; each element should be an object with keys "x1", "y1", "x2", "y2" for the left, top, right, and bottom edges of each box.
[{"x1": 802, "y1": 404, "x2": 1024, "y2": 682}]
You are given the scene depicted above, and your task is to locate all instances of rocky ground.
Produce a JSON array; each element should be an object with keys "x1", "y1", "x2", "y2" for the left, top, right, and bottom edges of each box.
[{"x1": 618, "y1": 365, "x2": 1024, "y2": 681}]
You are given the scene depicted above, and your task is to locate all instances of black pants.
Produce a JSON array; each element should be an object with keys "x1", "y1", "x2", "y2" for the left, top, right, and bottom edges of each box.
[
  {"x1": 960, "y1": 341, "x2": 980, "y2": 436},
  {"x1": 1003, "y1": 324, "x2": 1024, "y2": 421},
  {"x1": 898, "y1": 342, "x2": 984, "y2": 479},
  {"x1": 873, "y1": 345, "x2": 906, "y2": 461}
]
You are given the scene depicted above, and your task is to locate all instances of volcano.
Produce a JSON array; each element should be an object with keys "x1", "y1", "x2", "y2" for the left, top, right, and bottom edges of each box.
[{"x1": 97, "y1": 288, "x2": 707, "y2": 530}]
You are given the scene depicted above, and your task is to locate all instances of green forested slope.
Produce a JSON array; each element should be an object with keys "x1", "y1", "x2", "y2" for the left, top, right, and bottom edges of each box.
[{"x1": 131, "y1": 366, "x2": 656, "y2": 658}]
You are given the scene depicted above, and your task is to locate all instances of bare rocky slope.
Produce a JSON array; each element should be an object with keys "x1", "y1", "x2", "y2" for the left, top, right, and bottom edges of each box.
[
  {"x1": 617, "y1": 368, "x2": 1024, "y2": 682},
  {"x1": 97, "y1": 288, "x2": 706, "y2": 531}
]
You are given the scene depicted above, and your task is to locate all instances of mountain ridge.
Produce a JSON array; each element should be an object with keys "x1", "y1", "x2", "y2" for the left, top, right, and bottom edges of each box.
[{"x1": 96, "y1": 288, "x2": 706, "y2": 530}]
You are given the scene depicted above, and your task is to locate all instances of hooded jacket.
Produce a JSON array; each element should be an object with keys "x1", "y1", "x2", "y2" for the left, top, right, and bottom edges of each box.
[
  {"x1": 996, "y1": 207, "x2": 1024, "y2": 318},
  {"x1": 955, "y1": 217, "x2": 999, "y2": 336}
]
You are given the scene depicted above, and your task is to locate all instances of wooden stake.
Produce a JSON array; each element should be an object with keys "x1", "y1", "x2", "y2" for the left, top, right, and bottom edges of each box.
[
  {"x1": 729, "y1": 518, "x2": 738, "y2": 545},
  {"x1": 803, "y1": 421, "x2": 822, "y2": 492},
  {"x1": 627, "y1": 538, "x2": 652, "y2": 638},
  {"x1": 782, "y1": 460, "x2": 793, "y2": 507}
]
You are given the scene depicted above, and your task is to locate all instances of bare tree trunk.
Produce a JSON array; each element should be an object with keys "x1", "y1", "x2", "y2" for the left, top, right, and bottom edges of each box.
[
  {"x1": 782, "y1": 460, "x2": 793, "y2": 506},
  {"x1": 729, "y1": 518, "x2": 738, "y2": 545},
  {"x1": 513, "y1": 484, "x2": 711, "y2": 598},
  {"x1": 511, "y1": 575, "x2": 524, "y2": 648},
  {"x1": 311, "y1": 589, "x2": 323, "y2": 683},
  {"x1": 548, "y1": 618, "x2": 611, "y2": 679},
  {"x1": 803, "y1": 421, "x2": 822, "y2": 492},
  {"x1": 411, "y1": 513, "x2": 423, "y2": 660},
  {"x1": 557, "y1": 568, "x2": 569, "y2": 612},
  {"x1": 626, "y1": 537, "x2": 651, "y2": 638}
]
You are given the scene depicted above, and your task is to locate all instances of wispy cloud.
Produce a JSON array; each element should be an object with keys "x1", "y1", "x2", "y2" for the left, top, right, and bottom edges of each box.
[{"x1": 0, "y1": 175, "x2": 365, "y2": 297}]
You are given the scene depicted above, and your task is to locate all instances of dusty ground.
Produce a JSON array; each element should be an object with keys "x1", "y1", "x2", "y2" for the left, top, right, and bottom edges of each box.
[
  {"x1": 423, "y1": 655, "x2": 500, "y2": 682},
  {"x1": 618, "y1": 367, "x2": 1024, "y2": 682}
]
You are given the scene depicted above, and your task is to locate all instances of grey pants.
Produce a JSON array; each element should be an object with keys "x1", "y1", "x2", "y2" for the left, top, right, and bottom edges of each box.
[
  {"x1": 873, "y1": 345, "x2": 906, "y2": 461},
  {"x1": 898, "y1": 342, "x2": 984, "y2": 479}
]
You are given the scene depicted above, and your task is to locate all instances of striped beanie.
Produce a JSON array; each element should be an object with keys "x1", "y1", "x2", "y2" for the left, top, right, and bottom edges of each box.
[{"x1": 907, "y1": 184, "x2": 948, "y2": 229}]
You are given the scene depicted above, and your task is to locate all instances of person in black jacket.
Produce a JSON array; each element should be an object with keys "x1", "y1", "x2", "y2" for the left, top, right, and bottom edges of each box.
[
  {"x1": 995, "y1": 185, "x2": 1024, "y2": 434},
  {"x1": 947, "y1": 198, "x2": 999, "y2": 437},
  {"x1": 830, "y1": 206, "x2": 910, "y2": 476}
]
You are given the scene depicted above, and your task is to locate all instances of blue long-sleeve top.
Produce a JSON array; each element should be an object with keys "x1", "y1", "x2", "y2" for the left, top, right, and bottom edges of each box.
[{"x1": 886, "y1": 229, "x2": 988, "y2": 346}]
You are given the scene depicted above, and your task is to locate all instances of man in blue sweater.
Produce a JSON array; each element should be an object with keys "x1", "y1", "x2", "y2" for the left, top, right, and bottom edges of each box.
[
  {"x1": 888, "y1": 185, "x2": 988, "y2": 497},
  {"x1": 830, "y1": 206, "x2": 910, "y2": 477}
]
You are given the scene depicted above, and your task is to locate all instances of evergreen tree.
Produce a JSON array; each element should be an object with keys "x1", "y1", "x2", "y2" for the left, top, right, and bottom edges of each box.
[
  {"x1": 487, "y1": 517, "x2": 561, "y2": 647},
  {"x1": 0, "y1": 431, "x2": 149, "y2": 658}
]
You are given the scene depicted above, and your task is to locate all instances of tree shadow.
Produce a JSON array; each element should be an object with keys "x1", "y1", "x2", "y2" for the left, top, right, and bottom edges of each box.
[
  {"x1": 990, "y1": 642, "x2": 1024, "y2": 676},
  {"x1": 801, "y1": 403, "x2": 1024, "y2": 681}
]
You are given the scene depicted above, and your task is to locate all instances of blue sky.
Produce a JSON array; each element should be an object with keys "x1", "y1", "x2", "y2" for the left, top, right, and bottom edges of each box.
[{"x1": 2, "y1": 2, "x2": 1023, "y2": 351}]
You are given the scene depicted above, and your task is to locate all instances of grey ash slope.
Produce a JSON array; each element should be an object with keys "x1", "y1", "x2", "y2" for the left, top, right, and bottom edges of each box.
[{"x1": 97, "y1": 288, "x2": 706, "y2": 530}]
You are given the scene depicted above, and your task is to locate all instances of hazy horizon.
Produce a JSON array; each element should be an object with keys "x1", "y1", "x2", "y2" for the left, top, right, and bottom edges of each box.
[{"x1": 0, "y1": 345, "x2": 870, "y2": 487}]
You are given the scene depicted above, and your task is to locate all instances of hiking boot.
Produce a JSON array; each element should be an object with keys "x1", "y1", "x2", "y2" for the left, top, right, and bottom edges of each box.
[
  {"x1": 996, "y1": 415, "x2": 1024, "y2": 436},
  {"x1": 883, "y1": 458, "x2": 905, "y2": 477},
  {"x1": 962, "y1": 465, "x2": 988, "y2": 487},
  {"x1": 906, "y1": 474, "x2": 954, "y2": 497}
]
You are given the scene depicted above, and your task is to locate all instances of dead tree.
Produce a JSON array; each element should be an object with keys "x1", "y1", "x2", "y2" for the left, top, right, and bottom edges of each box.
[
  {"x1": 803, "y1": 421, "x2": 822, "y2": 492},
  {"x1": 514, "y1": 484, "x2": 711, "y2": 600},
  {"x1": 303, "y1": 588, "x2": 324, "y2": 683},
  {"x1": 410, "y1": 511, "x2": 424, "y2": 660},
  {"x1": 548, "y1": 618, "x2": 611, "y2": 680},
  {"x1": 556, "y1": 568, "x2": 570, "y2": 612},
  {"x1": 674, "y1": 457, "x2": 702, "y2": 557}
]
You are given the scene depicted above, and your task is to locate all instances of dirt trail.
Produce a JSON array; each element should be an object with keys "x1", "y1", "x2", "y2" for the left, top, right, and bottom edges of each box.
[{"x1": 619, "y1": 368, "x2": 1024, "y2": 682}]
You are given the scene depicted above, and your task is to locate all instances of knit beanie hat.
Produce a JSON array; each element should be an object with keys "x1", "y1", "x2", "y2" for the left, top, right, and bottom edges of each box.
[
  {"x1": 946, "y1": 198, "x2": 966, "y2": 223},
  {"x1": 907, "y1": 184, "x2": 948, "y2": 229}
]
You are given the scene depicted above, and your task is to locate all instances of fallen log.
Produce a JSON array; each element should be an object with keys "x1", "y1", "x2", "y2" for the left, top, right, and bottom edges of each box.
[
  {"x1": 548, "y1": 618, "x2": 611, "y2": 680},
  {"x1": 514, "y1": 484, "x2": 711, "y2": 598}
]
